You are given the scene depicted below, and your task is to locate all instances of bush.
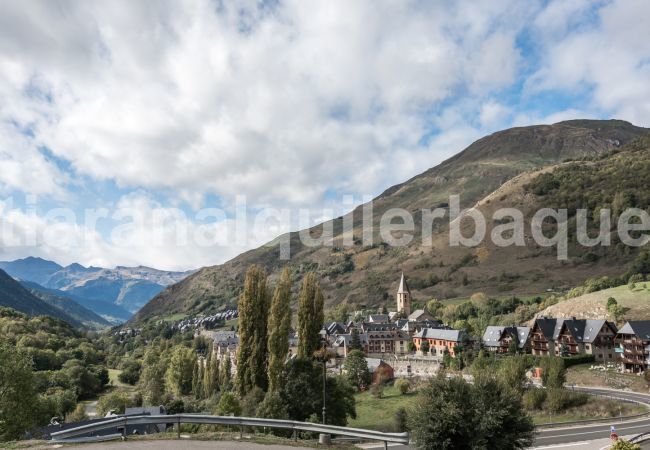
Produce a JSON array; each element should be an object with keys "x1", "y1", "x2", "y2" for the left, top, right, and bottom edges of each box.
[
  {"x1": 563, "y1": 354, "x2": 596, "y2": 368},
  {"x1": 395, "y1": 379, "x2": 410, "y2": 395},
  {"x1": 523, "y1": 388, "x2": 547, "y2": 411},
  {"x1": 370, "y1": 383, "x2": 384, "y2": 399},
  {"x1": 610, "y1": 439, "x2": 641, "y2": 450},
  {"x1": 394, "y1": 407, "x2": 409, "y2": 432},
  {"x1": 544, "y1": 388, "x2": 589, "y2": 413},
  {"x1": 215, "y1": 392, "x2": 241, "y2": 416},
  {"x1": 97, "y1": 391, "x2": 133, "y2": 416}
]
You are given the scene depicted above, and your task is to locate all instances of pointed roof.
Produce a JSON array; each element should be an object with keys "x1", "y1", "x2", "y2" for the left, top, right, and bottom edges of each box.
[{"x1": 398, "y1": 272, "x2": 410, "y2": 295}]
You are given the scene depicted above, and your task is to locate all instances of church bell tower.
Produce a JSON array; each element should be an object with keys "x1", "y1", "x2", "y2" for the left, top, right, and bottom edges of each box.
[{"x1": 396, "y1": 272, "x2": 411, "y2": 316}]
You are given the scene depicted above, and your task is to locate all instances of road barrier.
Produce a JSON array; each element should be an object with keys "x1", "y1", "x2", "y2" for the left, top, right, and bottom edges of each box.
[{"x1": 50, "y1": 414, "x2": 409, "y2": 449}]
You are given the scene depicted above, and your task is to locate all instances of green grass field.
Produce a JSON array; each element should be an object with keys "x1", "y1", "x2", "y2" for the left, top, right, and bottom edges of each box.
[{"x1": 348, "y1": 384, "x2": 418, "y2": 431}]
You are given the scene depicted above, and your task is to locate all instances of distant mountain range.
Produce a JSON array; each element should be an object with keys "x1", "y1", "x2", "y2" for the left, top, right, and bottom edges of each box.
[
  {"x1": 132, "y1": 119, "x2": 650, "y2": 323},
  {"x1": 0, "y1": 268, "x2": 106, "y2": 328},
  {"x1": 0, "y1": 257, "x2": 194, "y2": 323}
]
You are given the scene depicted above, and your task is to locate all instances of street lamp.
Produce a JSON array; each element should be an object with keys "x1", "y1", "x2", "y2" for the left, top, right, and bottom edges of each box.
[{"x1": 314, "y1": 341, "x2": 336, "y2": 445}]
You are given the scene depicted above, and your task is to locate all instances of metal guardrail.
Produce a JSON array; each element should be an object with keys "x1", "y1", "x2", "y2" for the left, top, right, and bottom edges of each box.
[{"x1": 50, "y1": 414, "x2": 410, "y2": 447}]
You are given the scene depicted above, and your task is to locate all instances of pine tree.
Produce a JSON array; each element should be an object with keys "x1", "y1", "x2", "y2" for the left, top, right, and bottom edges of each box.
[
  {"x1": 267, "y1": 267, "x2": 292, "y2": 392},
  {"x1": 236, "y1": 265, "x2": 270, "y2": 396},
  {"x1": 297, "y1": 272, "x2": 325, "y2": 359}
]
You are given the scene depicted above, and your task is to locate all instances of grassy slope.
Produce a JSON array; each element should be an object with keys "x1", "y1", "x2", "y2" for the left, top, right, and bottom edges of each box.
[
  {"x1": 133, "y1": 120, "x2": 650, "y2": 323},
  {"x1": 348, "y1": 385, "x2": 418, "y2": 431},
  {"x1": 537, "y1": 284, "x2": 650, "y2": 321}
]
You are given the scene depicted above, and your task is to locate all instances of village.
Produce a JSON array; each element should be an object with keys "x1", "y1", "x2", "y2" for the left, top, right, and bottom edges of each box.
[{"x1": 186, "y1": 273, "x2": 650, "y2": 383}]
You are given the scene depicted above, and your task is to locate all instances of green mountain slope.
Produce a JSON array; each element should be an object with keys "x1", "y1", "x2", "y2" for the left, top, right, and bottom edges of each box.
[
  {"x1": 0, "y1": 269, "x2": 82, "y2": 327},
  {"x1": 133, "y1": 119, "x2": 649, "y2": 323},
  {"x1": 20, "y1": 281, "x2": 111, "y2": 329}
]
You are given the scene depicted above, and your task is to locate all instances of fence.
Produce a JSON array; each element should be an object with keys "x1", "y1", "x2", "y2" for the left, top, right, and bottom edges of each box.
[{"x1": 50, "y1": 414, "x2": 409, "y2": 449}]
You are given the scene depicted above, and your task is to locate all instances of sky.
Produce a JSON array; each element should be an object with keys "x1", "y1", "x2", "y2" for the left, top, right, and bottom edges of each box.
[{"x1": 0, "y1": 0, "x2": 649, "y2": 271}]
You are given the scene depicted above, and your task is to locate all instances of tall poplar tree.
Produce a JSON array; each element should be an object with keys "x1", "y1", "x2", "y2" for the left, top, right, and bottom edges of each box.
[
  {"x1": 297, "y1": 272, "x2": 325, "y2": 359},
  {"x1": 267, "y1": 267, "x2": 292, "y2": 392},
  {"x1": 236, "y1": 265, "x2": 270, "y2": 396}
]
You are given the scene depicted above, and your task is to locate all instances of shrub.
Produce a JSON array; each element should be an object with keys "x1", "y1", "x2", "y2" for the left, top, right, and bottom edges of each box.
[
  {"x1": 394, "y1": 407, "x2": 409, "y2": 432},
  {"x1": 610, "y1": 439, "x2": 641, "y2": 450},
  {"x1": 370, "y1": 383, "x2": 384, "y2": 399},
  {"x1": 395, "y1": 379, "x2": 410, "y2": 395},
  {"x1": 97, "y1": 391, "x2": 133, "y2": 416},
  {"x1": 522, "y1": 388, "x2": 547, "y2": 411},
  {"x1": 544, "y1": 389, "x2": 589, "y2": 413},
  {"x1": 562, "y1": 354, "x2": 596, "y2": 368},
  {"x1": 215, "y1": 392, "x2": 241, "y2": 416}
]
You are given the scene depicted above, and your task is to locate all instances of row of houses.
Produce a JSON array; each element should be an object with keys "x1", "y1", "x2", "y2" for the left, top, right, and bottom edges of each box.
[{"x1": 480, "y1": 318, "x2": 650, "y2": 374}]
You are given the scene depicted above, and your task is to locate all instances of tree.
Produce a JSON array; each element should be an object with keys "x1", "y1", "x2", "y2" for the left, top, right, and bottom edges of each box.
[
  {"x1": 166, "y1": 346, "x2": 197, "y2": 396},
  {"x1": 139, "y1": 346, "x2": 166, "y2": 406},
  {"x1": 277, "y1": 357, "x2": 356, "y2": 425},
  {"x1": 349, "y1": 329, "x2": 362, "y2": 350},
  {"x1": 97, "y1": 391, "x2": 133, "y2": 416},
  {"x1": 219, "y1": 355, "x2": 232, "y2": 391},
  {"x1": 498, "y1": 356, "x2": 527, "y2": 393},
  {"x1": 539, "y1": 357, "x2": 566, "y2": 389},
  {"x1": 118, "y1": 359, "x2": 141, "y2": 385},
  {"x1": 215, "y1": 392, "x2": 241, "y2": 416},
  {"x1": 236, "y1": 265, "x2": 270, "y2": 396},
  {"x1": 409, "y1": 374, "x2": 534, "y2": 450},
  {"x1": 0, "y1": 345, "x2": 37, "y2": 440},
  {"x1": 66, "y1": 404, "x2": 89, "y2": 423},
  {"x1": 426, "y1": 299, "x2": 443, "y2": 317},
  {"x1": 267, "y1": 267, "x2": 292, "y2": 393},
  {"x1": 344, "y1": 350, "x2": 371, "y2": 390},
  {"x1": 203, "y1": 351, "x2": 219, "y2": 398},
  {"x1": 297, "y1": 272, "x2": 324, "y2": 359},
  {"x1": 192, "y1": 361, "x2": 204, "y2": 399},
  {"x1": 420, "y1": 340, "x2": 430, "y2": 354},
  {"x1": 257, "y1": 391, "x2": 289, "y2": 420}
]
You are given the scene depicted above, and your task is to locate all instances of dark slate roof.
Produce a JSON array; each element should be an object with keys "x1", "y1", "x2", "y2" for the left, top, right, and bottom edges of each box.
[
  {"x1": 534, "y1": 318, "x2": 560, "y2": 340},
  {"x1": 482, "y1": 326, "x2": 531, "y2": 349},
  {"x1": 619, "y1": 321, "x2": 650, "y2": 340},
  {"x1": 368, "y1": 314, "x2": 390, "y2": 323},
  {"x1": 362, "y1": 322, "x2": 398, "y2": 332}
]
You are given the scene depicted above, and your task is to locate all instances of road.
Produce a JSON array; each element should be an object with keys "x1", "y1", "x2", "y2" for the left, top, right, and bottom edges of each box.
[
  {"x1": 52, "y1": 441, "x2": 311, "y2": 450},
  {"x1": 533, "y1": 387, "x2": 650, "y2": 447}
]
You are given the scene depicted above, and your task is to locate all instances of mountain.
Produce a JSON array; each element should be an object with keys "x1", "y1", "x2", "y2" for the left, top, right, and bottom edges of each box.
[
  {"x1": 132, "y1": 119, "x2": 650, "y2": 323},
  {"x1": 0, "y1": 256, "x2": 62, "y2": 285},
  {"x1": 0, "y1": 268, "x2": 82, "y2": 327},
  {"x1": 0, "y1": 258, "x2": 193, "y2": 317},
  {"x1": 20, "y1": 281, "x2": 114, "y2": 328}
]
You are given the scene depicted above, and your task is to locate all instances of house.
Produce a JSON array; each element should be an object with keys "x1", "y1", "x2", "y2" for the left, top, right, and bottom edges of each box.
[
  {"x1": 615, "y1": 321, "x2": 650, "y2": 373},
  {"x1": 413, "y1": 328, "x2": 469, "y2": 358},
  {"x1": 401, "y1": 319, "x2": 445, "y2": 335},
  {"x1": 366, "y1": 329, "x2": 411, "y2": 356},
  {"x1": 531, "y1": 317, "x2": 617, "y2": 361},
  {"x1": 556, "y1": 319, "x2": 617, "y2": 361},
  {"x1": 332, "y1": 332, "x2": 369, "y2": 358},
  {"x1": 408, "y1": 309, "x2": 434, "y2": 322},
  {"x1": 368, "y1": 314, "x2": 390, "y2": 323},
  {"x1": 482, "y1": 326, "x2": 531, "y2": 353},
  {"x1": 365, "y1": 358, "x2": 395, "y2": 384},
  {"x1": 531, "y1": 318, "x2": 564, "y2": 356}
]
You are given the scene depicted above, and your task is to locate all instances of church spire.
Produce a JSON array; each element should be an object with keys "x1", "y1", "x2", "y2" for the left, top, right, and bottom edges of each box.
[{"x1": 396, "y1": 272, "x2": 411, "y2": 316}]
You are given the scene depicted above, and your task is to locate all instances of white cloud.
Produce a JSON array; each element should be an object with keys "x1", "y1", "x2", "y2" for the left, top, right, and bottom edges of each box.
[
  {"x1": 529, "y1": 0, "x2": 650, "y2": 126},
  {"x1": 0, "y1": 0, "x2": 648, "y2": 269}
]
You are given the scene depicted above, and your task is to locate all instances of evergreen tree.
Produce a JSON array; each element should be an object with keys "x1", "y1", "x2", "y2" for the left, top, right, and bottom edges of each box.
[
  {"x1": 267, "y1": 267, "x2": 292, "y2": 392},
  {"x1": 344, "y1": 350, "x2": 371, "y2": 390},
  {"x1": 349, "y1": 329, "x2": 362, "y2": 350},
  {"x1": 297, "y1": 272, "x2": 325, "y2": 359},
  {"x1": 236, "y1": 265, "x2": 270, "y2": 396}
]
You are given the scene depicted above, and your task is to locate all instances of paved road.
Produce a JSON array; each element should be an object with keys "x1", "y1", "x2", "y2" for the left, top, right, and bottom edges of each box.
[
  {"x1": 52, "y1": 441, "x2": 311, "y2": 450},
  {"x1": 533, "y1": 387, "x2": 650, "y2": 447}
]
